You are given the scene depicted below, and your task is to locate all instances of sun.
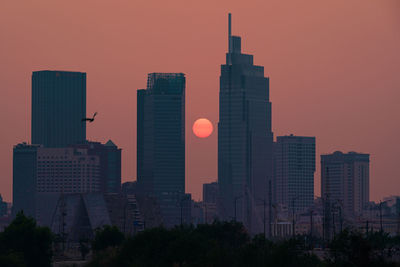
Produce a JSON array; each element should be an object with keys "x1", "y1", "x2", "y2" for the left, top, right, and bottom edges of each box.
[{"x1": 192, "y1": 118, "x2": 213, "y2": 138}]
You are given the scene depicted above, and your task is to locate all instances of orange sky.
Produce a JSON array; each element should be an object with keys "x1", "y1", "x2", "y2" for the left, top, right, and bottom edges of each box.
[{"x1": 1, "y1": 0, "x2": 399, "y2": 202}]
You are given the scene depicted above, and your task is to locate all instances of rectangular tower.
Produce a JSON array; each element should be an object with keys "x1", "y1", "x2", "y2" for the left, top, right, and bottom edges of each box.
[
  {"x1": 321, "y1": 151, "x2": 370, "y2": 219},
  {"x1": 12, "y1": 143, "x2": 40, "y2": 217},
  {"x1": 32, "y1": 70, "x2": 86, "y2": 147},
  {"x1": 137, "y1": 73, "x2": 186, "y2": 227},
  {"x1": 218, "y1": 14, "x2": 274, "y2": 234},
  {"x1": 70, "y1": 140, "x2": 122, "y2": 193},
  {"x1": 274, "y1": 135, "x2": 316, "y2": 212}
]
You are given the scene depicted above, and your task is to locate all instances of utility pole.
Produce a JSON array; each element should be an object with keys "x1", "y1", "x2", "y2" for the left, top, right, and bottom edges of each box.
[
  {"x1": 332, "y1": 209, "x2": 336, "y2": 238},
  {"x1": 379, "y1": 201, "x2": 383, "y2": 232},
  {"x1": 180, "y1": 202, "x2": 183, "y2": 226},
  {"x1": 268, "y1": 180, "x2": 272, "y2": 239},
  {"x1": 339, "y1": 204, "x2": 343, "y2": 233},
  {"x1": 234, "y1": 196, "x2": 243, "y2": 222},
  {"x1": 123, "y1": 201, "x2": 127, "y2": 234},
  {"x1": 257, "y1": 198, "x2": 266, "y2": 239},
  {"x1": 204, "y1": 203, "x2": 208, "y2": 224},
  {"x1": 262, "y1": 199, "x2": 266, "y2": 239},
  {"x1": 310, "y1": 209, "x2": 314, "y2": 249},
  {"x1": 292, "y1": 197, "x2": 298, "y2": 238}
]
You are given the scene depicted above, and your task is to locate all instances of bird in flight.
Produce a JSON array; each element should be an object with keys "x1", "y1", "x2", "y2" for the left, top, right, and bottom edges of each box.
[{"x1": 82, "y1": 112, "x2": 97, "y2": 123}]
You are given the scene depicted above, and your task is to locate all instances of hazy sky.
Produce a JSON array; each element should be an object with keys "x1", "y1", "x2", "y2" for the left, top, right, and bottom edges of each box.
[{"x1": 1, "y1": 0, "x2": 399, "y2": 202}]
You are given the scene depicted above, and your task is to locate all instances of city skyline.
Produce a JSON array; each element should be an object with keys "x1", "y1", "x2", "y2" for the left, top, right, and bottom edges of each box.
[{"x1": 1, "y1": 0, "x2": 400, "y2": 202}]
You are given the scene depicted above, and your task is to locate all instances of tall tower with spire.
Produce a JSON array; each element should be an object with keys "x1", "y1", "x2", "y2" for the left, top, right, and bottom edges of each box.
[{"x1": 218, "y1": 14, "x2": 274, "y2": 234}]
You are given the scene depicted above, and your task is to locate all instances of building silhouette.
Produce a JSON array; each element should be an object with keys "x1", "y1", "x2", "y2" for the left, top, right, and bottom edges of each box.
[
  {"x1": 12, "y1": 143, "x2": 41, "y2": 217},
  {"x1": 13, "y1": 140, "x2": 121, "y2": 225},
  {"x1": 137, "y1": 73, "x2": 186, "y2": 227},
  {"x1": 274, "y1": 135, "x2": 316, "y2": 212},
  {"x1": 32, "y1": 71, "x2": 86, "y2": 147},
  {"x1": 203, "y1": 182, "x2": 219, "y2": 204},
  {"x1": 0, "y1": 195, "x2": 7, "y2": 217},
  {"x1": 203, "y1": 182, "x2": 219, "y2": 223},
  {"x1": 70, "y1": 140, "x2": 122, "y2": 193},
  {"x1": 321, "y1": 151, "x2": 370, "y2": 219},
  {"x1": 218, "y1": 14, "x2": 274, "y2": 234}
]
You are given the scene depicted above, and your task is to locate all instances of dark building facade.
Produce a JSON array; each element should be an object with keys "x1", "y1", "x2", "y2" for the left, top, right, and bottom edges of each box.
[
  {"x1": 0, "y1": 195, "x2": 8, "y2": 217},
  {"x1": 71, "y1": 140, "x2": 122, "y2": 193},
  {"x1": 321, "y1": 151, "x2": 370, "y2": 219},
  {"x1": 32, "y1": 70, "x2": 86, "y2": 148},
  {"x1": 274, "y1": 135, "x2": 316, "y2": 212},
  {"x1": 203, "y1": 182, "x2": 218, "y2": 204},
  {"x1": 137, "y1": 73, "x2": 186, "y2": 227},
  {"x1": 12, "y1": 143, "x2": 40, "y2": 217},
  {"x1": 203, "y1": 182, "x2": 219, "y2": 224},
  {"x1": 218, "y1": 14, "x2": 274, "y2": 234}
]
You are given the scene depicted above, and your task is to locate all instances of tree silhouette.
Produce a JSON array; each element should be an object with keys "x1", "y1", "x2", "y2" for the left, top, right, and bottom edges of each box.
[
  {"x1": 0, "y1": 212, "x2": 52, "y2": 267},
  {"x1": 92, "y1": 225, "x2": 125, "y2": 253}
]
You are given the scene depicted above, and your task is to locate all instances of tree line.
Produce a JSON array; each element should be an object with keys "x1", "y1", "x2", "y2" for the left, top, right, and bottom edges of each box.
[{"x1": 0, "y1": 212, "x2": 399, "y2": 267}]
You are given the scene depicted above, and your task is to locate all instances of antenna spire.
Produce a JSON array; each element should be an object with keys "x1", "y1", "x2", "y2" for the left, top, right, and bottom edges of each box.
[{"x1": 228, "y1": 13, "x2": 232, "y2": 53}]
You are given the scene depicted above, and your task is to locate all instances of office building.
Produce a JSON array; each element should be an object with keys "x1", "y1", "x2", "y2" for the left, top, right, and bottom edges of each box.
[
  {"x1": 321, "y1": 151, "x2": 370, "y2": 218},
  {"x1": 36, "y1": 147, "x2": 101, "y2": 194},
  {"x1": 203, "y1": 182, "x2": 218, "y2": 204},
  {"x1": 203, "y1": 182, "x2": 219, "y2": 223},
  {"x1": 71, "y1": 140, "x2": 122, "y2": 193},
  {"x1": 218, "y1": 14, "x2": 274, "y2": 233},
  {"x1": 12, "y1": 143, "x2": 40, "y2": 217},
  {"x1": 137, "y1": 73, "x2": 186, "y2": 227},
  {"x1": 13, "y1": 140, "x2": 121, "y2": 225},
  {"x1": 32, "y1": 70, "x2": 86, "y2": 147},
  {"x1": 274, "y1": 135, "x2": 316, "y2": 212}
]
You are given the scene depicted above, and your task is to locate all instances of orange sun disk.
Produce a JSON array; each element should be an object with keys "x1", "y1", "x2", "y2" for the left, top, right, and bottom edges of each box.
[{"x1": 193, "y1": 118, "x2": 213, "y2": 138}]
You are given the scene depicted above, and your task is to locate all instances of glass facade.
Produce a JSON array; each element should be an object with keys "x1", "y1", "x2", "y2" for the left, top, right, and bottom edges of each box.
[
  {"x1": 137, "y1": 73, "x2": 186, "y2": 227},
  {"x1": 12, "y1": 143, "x2": 40, "y2": 217},
  {"x1": 218, "y1": 14, "x2": 274, "y2": 233},
  {"x1": 32, "y1": 70, "x2": 86, "y2": 147}
]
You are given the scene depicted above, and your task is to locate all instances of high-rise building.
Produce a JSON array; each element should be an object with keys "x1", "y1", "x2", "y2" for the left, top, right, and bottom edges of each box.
[
  {"x1": 71, "y1": 140, "x2": 122, "y2": 193},
  {"x1": 36, "y1": 147, "x2": 102, "y2": 194},
  {"x1": 203, "y1": 182, "x2": 218, "y2": 204},
  {"x1": 218, "y1": 14, "x2": 274, "y2": 234},
  {"x1": 13, "y1": 140, "x2": 121, "y2": 225},
  {"x1": 321, "y1": 151, "x2": 370, "y2": 218},
  {"x1": 274, "y1": 135, "x2": 316, "y2": 212},
  {"x1": 137, "y1": 73, "x2": 186, "y2": 227},
  {"x1": 32, "y1": 70, "x2": 86, "y2": 147},
  {"x1": 203, "y1": 182, "x2": 219, "y2": 223},
  {"x1": 12, "y1": 143, "x2": 40, "y2": 217}
]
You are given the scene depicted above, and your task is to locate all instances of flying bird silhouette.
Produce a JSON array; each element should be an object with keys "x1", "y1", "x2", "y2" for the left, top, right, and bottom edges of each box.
[{"x1": 82, "y1": 112, "x2": 97, "y2": 123}]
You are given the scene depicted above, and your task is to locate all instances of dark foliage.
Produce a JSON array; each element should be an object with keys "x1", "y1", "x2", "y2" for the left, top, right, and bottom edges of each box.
[
  {"x1": 87, "y1": 221, "x2": 325, "y2": 267},
  {"x1": 0, "y1": 252, "x2": 26, "y2": 267},
  {"x1": 326, "y1": 230, "x2": 400, "y2": 267},
  {"x1": 0, "y1": 212, "x2": 53, "y2": 267},
  {"x1": 91, "y1": 225, "x2": 125, "y2": 253}
]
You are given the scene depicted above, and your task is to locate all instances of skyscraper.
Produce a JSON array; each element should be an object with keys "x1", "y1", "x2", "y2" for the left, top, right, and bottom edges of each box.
[
  {"x1": 32, "y1": 70, "x2": 86, "y2": 147},
  {"x1": 321, "y1": 151, "x2": 370, "y2": 218},
  {"x1": 137, "y1": 73, "x2": 186, "y2": 227},
  {"x1": 218, "y1": 14, "x2": 274, "y2": 233},
  {"x1": 274, "y1": 135, "x2": 316, "y2": 212},
  {"x1": 12, "y1": 143, "x2": 40, "y2": 217}
]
